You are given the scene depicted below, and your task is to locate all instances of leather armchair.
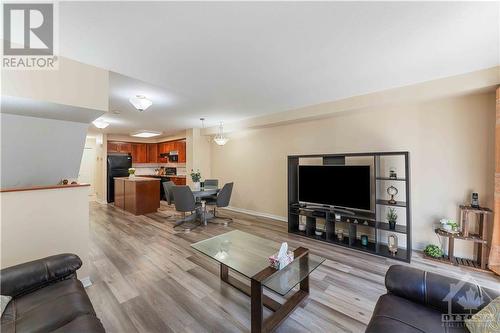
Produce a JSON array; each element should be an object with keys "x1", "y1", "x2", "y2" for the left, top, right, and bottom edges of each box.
[
  {"x1": 1, "y1": 254, "x2": 105, "y2": 332},
  {"x1": 366, "y1": 265, "x2": 499, "y2": 333},
  {"x1": 1, "y1": 253, "x2": 82, "y2": 298}
]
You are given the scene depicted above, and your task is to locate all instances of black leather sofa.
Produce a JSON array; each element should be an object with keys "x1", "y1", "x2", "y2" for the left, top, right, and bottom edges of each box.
[
  {"x1": 0, "y1": 253, "x2": 105, "y2": 332},
  {"x1": 366, "y1": 265, "x2": 499, "y2": 333}
]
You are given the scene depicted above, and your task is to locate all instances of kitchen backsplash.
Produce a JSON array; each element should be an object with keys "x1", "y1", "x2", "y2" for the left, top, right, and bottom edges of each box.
[{"x1": 132, "y1": 163, "x2": 187, "y2": 176}]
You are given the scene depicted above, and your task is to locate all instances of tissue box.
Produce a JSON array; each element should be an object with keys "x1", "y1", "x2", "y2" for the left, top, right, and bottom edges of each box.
[{"x1": 268, "y1": 251, "x2": 294, "y2": 270}]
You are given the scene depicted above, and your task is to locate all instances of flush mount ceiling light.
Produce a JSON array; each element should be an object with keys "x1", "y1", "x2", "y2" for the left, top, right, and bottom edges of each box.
[
  {"x1": 129, "y1": 95, "x2": 152, "y2": 111},
  {"x1": 130, "y1": 130, "x2": 162, "y2": 138},
  {"x1": 92, "y1": 119, "x2": 109, "y2": 129},
  {"x1": 213, "y1": 122, "x2": 229, "y2": 146}
]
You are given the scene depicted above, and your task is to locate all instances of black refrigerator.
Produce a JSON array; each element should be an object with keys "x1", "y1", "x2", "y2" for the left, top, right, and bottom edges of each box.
[{"x1": 107, "y1": 154, "x2": 132, "y2": 203}]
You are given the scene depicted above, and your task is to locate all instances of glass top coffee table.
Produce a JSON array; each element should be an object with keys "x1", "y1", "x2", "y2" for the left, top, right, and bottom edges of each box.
[{"x1": 191, "y1": 230, "x2": 325, "y2": 333}]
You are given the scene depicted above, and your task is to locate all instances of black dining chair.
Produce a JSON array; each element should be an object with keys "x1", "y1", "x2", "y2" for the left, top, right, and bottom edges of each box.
[
  {"x1": 171, "y1": 186, "x2": 202, "y2": 231},
  {"x1": 206, "y1": 182, "x2": 233, "y2": 224}
]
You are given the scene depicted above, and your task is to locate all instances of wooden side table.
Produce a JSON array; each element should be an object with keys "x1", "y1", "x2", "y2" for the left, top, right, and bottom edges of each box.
[{"x1": 432, "y1": 205, "x2": 492, "y2": 270}]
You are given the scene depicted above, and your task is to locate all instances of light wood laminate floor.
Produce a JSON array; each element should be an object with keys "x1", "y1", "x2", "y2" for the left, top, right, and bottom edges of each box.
[{"x1": 86, "y1": 202, "x2": 499, "y2": 333}]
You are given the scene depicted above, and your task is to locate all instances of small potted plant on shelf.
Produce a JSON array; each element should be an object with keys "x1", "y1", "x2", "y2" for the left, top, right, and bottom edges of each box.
[
  {"x1": 424, "y1": 244, "x2": 443, "y2": 259},
  {"x1": 439, "y1": 219, "x2": 459, "y2": 234},
  {"x1": 387, "y1": 208, "x2": 398, "y2": 230},
  {"x1": 190, "y1": 169, "x2": 201, "y2": 191},
  {"x1": 128, "y1": 168, "x2": 136, "y2": 179}
]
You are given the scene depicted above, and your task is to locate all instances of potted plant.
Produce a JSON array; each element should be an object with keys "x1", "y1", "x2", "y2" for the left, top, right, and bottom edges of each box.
[
  {"x1": 128, "y1": 168, "x2": 136, "y2": 179},
  {"x1": 387, "y1": 208, "x2": 398, "y2": 230},
  {"x1": 424, "y1": 244, "x2": 443, "y2": 259},
  {"x1": 190, "y1": 169, "x2": 201, "y2": 190},
  {"x1": 439, "y1": 219, "x2": 459, "y2": 233}
]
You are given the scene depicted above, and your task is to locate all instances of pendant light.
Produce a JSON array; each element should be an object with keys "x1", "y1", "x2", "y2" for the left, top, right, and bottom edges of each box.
[{"x1": 213, "y1": 122, "x2": 229, "y2": 146}]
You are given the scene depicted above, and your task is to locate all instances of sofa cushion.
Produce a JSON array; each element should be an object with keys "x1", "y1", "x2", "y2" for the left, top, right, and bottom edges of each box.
[
  {"x1": 366, "y1": 294, "x2": 468, "y2": 333},
  {"x1": 0, "y1": 278, "x2": 104, "y2": 333},
  {"x1": 466, "y1": 296, "x2": 500, "y2": 333}
]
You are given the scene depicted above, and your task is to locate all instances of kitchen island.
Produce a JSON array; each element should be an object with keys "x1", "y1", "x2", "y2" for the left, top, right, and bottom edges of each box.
[{"x1": 114, "y1": 177, "x2": 160, "y2": 215}]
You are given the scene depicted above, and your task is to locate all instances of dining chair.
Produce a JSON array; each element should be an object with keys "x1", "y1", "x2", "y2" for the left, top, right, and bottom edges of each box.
[
  {"x1": 162, "y1": 181, "x2": 179, "y2": 221},
  {"x1": 203, "y1": 179, "x2": 219, "y2": 201},
  {"x1": 171, "y1": 186, "x2": 202, "y2": 231},
  {"x1": 204, "y1": 179, "x2": 219, "y2": 187},
  {"x1": 207, "y1": 182, "x2": 233, "y2": 224}
]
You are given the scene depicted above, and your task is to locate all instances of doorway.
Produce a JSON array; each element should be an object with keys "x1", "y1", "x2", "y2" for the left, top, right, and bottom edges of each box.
[{"x1": 79, "y1": 146, "x2": 96, "y2": 199}]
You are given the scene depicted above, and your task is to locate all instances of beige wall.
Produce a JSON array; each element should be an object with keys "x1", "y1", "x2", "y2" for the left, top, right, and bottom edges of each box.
[
  {"x1": 211, "y1": 92, "x2": 495, "y2": 256},
  {"x1": 1, "y1": 186, "x2": 91, "y2": 279},
  {"x1": 186, "y1": 128, "x2": 212, "y2": 185}
]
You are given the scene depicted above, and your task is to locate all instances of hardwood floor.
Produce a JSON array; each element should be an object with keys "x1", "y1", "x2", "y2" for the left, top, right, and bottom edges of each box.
[{"x1": 86, "y1": 202, "x2": 499, "y2": 333}]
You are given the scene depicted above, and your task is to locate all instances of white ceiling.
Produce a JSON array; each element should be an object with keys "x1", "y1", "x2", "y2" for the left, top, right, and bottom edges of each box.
[{"x1": 59, "y1": 2, "x2": 500, "y2": 136}]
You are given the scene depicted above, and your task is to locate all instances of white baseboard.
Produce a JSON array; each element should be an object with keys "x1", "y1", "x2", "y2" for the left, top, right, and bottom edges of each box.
[
  {"x1": 223, "y1": 206, "x2": 287, "y2": 222},
  {"x1": 79, "y1": 276, "x2": 92, "y2": 288},
  {"x1": 95, "y1": 198, "x2": 107, "y2": 205}
]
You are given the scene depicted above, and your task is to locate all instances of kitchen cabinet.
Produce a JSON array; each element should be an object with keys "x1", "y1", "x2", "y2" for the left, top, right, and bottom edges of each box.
[
  {"x1": 107, "y1": 142, "x2": 119, "y2": 153},
  {"x1": 170, "y1": 177, "x2": 186, "y2": 185},
  {"x1": 131, "y1": 143, "x2": 147, "y2": 163},
  {"x1": 158, "y1": 142, "x2": 169, "y2": 162},
  {"x1": 108, "y1": 141, "x2": 132, "y2": 153},
  {"x1": 175, "y1": 141, "x2": 186, "y2": 163},
  {"x1": 164, "y1": 142, "x2": 174, "y2": 153},
  {"x1": 114, "y1": 177, "x2": 160, "y2": 215},
  {"x1": 147, "y1": 143, "x2": 158, "y2": 163},
  {"x1": 108, "y1": 139, "x2": 186, "y2": 164}
]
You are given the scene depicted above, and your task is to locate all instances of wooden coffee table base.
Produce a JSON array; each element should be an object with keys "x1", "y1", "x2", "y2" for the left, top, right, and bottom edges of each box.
[{"x1": 220, "y1": 247, "x2": 310, "y2": 333}]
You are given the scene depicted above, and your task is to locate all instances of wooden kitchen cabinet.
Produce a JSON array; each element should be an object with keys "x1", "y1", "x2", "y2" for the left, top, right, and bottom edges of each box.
[
  {"x1": 108, "y1": 141, "x2": 132, "y2": 153},
  {"x1": 109, "y1": 139, "x2": 186, "y2": 164},
  {"x1": 158, "y1": 142, "x2": 168, "y2": 162},
  {"x1": 107, "y1": 141, "x2": 120, "y2": 153},
  {"x1": 131, "y1": 143, "x2": 147, "y2": 163},
  {"x1": 147, "y1": 143, "x2": 158, "y2": 163},
  {"x1": 164, "y1": 142, "x2": 174, "y2": 153},
  {"x1": 120, "y1": 142, "x2": 132, "y2": 153},
  {"x1": 170, "y1": 177, "x2": 186, "y2": 185},
  {"x1": 175, "y1": 141, "x2": 186, "y2": 162},
  {"x1": 114, "y1": 177, "x2": 160, "y2": 215}
]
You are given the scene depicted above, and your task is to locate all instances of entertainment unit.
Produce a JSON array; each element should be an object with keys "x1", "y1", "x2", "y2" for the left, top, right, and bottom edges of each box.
[{"x1": 288, "y1": 152, "x2": 411, "y2": 262}]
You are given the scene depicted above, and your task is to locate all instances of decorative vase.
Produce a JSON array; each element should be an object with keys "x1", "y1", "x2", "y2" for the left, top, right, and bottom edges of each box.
[
  {"x1": 129, "y1": 174, "x2": 135, "y2": 179},
  {"x1": 193, "y1": 181, "x2": 200, "y2": 191},
  {"x1": 388, "y1": 234, "x2": 398, "y2": 255},
  {"x1": 389, "y1": 220, "x2": 396, "y2": 230}
]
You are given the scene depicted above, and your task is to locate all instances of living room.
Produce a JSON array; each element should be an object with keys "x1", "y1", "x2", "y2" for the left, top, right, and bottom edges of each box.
[{"x1": 1, "y1": 2, "x2": 499, "y2": 333}]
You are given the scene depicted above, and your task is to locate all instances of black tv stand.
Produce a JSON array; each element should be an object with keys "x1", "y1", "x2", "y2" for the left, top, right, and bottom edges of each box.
[
  {"x1": 330, "y1": 207, "x2": 356, "y2": 216},
  {"x1": 287, "y1": 152, "x2": 411, "y2": 263}
]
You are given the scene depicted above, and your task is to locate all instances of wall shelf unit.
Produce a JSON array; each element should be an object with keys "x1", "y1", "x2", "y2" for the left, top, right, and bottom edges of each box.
[{"x1": 287, "y1": 151, "x2": 411, "y2": 263}]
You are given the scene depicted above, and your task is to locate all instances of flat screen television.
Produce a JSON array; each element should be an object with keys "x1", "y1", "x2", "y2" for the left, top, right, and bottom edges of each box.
[{"x1": 298, "y1": 165, "x2": 371, "y2": 211}]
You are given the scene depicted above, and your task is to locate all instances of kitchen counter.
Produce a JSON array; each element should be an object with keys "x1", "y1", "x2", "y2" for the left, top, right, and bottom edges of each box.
[
  {"x1": 114, "y1": 176, "x2": 162, "y2": 181},
  {"x1": 138, "y1": 174, "x2": 186, "y2": 178},
  {"x1": 114, "y1": 177, "x2": 160, "y2": 215}
]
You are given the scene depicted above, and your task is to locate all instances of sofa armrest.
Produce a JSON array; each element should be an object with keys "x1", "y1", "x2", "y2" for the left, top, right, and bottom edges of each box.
[
  {"x1": 385, "y1": 265, "x2": 499, "y2": 314},
  {"x1": 0, "y1": 253, "x2": 82, "y2": 298}
]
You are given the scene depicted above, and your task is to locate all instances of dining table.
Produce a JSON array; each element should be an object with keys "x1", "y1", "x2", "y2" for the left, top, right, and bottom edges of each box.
[{"x1": 190, "y1": 185, "x2": 220, "y2": 225}]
